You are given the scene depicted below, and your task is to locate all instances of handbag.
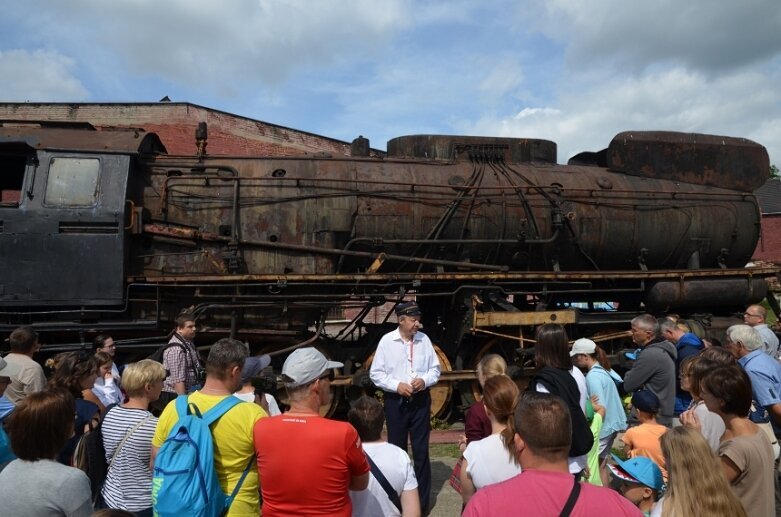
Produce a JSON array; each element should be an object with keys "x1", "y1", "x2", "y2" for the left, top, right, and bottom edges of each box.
[{"x1": 448, "y1": 456, "x2": 464, "y2": 494}]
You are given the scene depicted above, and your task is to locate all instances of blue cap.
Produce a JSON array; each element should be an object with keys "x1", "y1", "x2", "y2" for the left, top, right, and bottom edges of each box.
[
  {"x1": 609, "y1": 454, "x2": 664, "y2": 491},
  {"x1": 632, "y1": 389, "x2": 660, "y2": 414}
]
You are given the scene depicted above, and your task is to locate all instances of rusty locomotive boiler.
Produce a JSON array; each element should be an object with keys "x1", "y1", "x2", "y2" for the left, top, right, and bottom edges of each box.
[{"x1": 0, "y1": 123, "x2": 777, "y2": 415}]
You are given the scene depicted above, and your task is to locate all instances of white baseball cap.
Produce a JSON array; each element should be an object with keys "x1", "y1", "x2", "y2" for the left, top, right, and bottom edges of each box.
[
  {"x1": 570, "y1": 338, "x2": 597, "y2": 357},
  {"x1": 0, "y1": 356, "x2": 21, "y2": 378},
  {"x1": 281, "y1": 347, "x2": 342, "y2": 387}
]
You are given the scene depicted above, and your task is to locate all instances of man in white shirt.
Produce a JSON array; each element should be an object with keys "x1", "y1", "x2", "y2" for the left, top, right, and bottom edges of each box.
[
  {"x1": 744, "y1": 305, "x2": 780, "y2": 357},
  {"x1": 348, "y1": 395, "x2": 420, "y2": 517},
  {"x1": 370, "y1": 301, "x2": 440, "y2": 514}
]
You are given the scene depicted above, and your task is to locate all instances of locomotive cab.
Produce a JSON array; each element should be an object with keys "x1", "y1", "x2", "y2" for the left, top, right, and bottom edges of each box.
[{"x1": 0, "y1": 125, "x2": 164, "y2": 308}]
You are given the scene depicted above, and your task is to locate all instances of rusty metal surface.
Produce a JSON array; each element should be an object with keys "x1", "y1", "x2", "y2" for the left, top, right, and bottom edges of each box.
[
  {"x1": 387, "y1": 135, "x2": 557, "y2": 163},
  {"x1": 644, "y1": 277, "x2": 769, "y2": 311},
  {"x1": 607, "y1": 131, "x2": 769, "y2": 192},
  {"x1": 131, "y1": 266, "x2": 781, "y2": 284},
  {"x1": 473, "y1": 310, "x2": 578, "y2": 327},
  {"x1": 0, "y1": 125, "x2": 166, "y2": 154}
]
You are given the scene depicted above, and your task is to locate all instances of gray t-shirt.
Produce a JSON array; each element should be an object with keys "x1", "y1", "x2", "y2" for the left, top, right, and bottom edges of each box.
[{"x1": 0, "y1": 459, "x2": 92, "y2": 516}]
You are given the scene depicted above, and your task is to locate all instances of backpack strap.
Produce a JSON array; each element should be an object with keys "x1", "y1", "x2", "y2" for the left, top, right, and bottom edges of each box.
[
  {"x1": 201, "y1": 395, "x2": 243, "y2": 427},
  {"x1": 220, "y1": 456, "x2": 256, "y2": 516}
]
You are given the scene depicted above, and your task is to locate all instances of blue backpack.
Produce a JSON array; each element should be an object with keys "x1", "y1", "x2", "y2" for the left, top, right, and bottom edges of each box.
[{"x1": 152, "y1": 395, "x2": 254, "y2": 517}]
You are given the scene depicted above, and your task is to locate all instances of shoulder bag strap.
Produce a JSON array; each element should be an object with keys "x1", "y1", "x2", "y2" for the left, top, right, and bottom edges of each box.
[
  {"x1": 108, "y1": 413, "x2": 154, "y2": 472},
  {"x1": 366, "y1": 453, "x2": 403, "y2": 513},
  {"x1": 559, "y1": 477, "x2": 582, "y2": 517}
]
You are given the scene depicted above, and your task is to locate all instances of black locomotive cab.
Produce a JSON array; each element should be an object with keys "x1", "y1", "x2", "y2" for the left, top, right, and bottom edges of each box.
[{"x1": 0, "y1": 126, "x2": 164, "y2": 308}]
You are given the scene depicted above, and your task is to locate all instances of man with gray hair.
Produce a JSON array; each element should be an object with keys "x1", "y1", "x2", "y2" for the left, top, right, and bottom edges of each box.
[
  {"x1": 623, "y1": 314, "x2": 677, "y2": 427},
  {"x1": 254, "y1": 347, "x2": 369, "y2": 516},
  {"x1": 744, "y1": 304, "x2": 780, "y2": 357},
  {"x1": 725, "y1": 324, "x2": 781, "y2": 437},
  {"x1": 659, "y1": 318, "x2": 703, "y2": 419}
]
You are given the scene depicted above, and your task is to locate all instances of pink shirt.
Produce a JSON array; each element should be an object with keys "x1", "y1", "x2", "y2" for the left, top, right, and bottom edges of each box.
[{"x1": 463, "y1": 469, "x2": 642, "y2": 517}]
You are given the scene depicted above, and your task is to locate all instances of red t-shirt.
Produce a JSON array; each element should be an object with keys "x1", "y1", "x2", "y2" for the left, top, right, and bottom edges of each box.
[
  {"x1": 254, "y1": 414, "x2": 370, "y2": 516},
  {"x1": 463, "y1": 469, "x2": 642, "y2": 517}
]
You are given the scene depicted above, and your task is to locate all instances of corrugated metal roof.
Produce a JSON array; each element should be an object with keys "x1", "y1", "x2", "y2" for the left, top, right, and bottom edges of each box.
[{"x1": 755, "y1": 178, "x2": 781, "y2": 215}]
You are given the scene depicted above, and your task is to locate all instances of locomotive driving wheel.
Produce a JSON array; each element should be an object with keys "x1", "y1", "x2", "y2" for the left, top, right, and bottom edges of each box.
[{"x1": 364, "y1": 344, "x2": 453, "y2": 419}]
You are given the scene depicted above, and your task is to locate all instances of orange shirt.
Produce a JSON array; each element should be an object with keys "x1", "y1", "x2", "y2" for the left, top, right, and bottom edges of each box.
[
  {"x1": 254, "y1": 414, "x2": 370, "y2": 516},
  {"x1": 622, "y1": 422, "x2": 668, "y2": 480}
]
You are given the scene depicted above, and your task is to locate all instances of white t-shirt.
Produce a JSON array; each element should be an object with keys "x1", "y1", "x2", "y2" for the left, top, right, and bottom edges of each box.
[
  {"x1": 463, "y1": 433, "x2": 522, "y2": 490},
  {"x1": 350, "y1": 441, "x2": 417, "y2": 517}
]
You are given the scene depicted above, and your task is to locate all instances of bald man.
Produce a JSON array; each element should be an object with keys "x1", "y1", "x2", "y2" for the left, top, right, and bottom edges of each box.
[{"x1": 744, "y1": 305, "x2": 780, "y2": 357}]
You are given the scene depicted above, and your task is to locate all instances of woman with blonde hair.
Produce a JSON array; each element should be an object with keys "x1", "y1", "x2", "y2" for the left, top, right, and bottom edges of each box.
[
  {"x1": 462, "y1": 354, "x2": 508, "y2": 446},
  {"x1": 99, "y1": 359, "x2": 166, "y2": 516},
  {"x1": 460, "y1": 375, "x2": 521, "y2": 505},
  {"x1": 653, "y1": 426, "x2": 746, "y2": 517}
]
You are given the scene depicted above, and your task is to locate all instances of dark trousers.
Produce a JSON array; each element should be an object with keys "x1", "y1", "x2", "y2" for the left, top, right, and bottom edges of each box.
[{"x1": 384, "y1": 390, "x2": 432, "y2": 513}]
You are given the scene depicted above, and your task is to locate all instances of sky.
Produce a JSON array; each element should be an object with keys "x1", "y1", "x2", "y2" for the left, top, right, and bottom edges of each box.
[{"x1": 1, "y1": 0, "x2": 780, "y2": 166}]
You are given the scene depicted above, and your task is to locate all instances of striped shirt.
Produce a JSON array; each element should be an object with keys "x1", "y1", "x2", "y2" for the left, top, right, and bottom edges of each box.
[{"x1": 100, "y1": 405, "x2": 158, "y2": 511}]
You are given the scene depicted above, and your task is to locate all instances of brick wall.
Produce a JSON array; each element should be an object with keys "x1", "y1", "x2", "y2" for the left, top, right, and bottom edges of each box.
[
  {"x1": 0, "y1": 102, "x2": 382, "y2": 158},
  {"x1": 754, "y1": 215, "x2": 781, "y2": 263}
]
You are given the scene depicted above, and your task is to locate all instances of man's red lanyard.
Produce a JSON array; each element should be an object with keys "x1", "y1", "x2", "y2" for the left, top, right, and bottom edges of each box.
[{"x1": 408, "y1": 338, "x2": 414, "y2": 376}]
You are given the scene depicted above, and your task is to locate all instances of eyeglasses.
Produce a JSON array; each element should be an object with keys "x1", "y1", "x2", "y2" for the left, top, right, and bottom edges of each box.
[
  {"x1": 319, "y1": 370, "x2": 335, "y2": 382},
  {"x1": 744, "y1": 312, "x2": 761, "y2": 318}
]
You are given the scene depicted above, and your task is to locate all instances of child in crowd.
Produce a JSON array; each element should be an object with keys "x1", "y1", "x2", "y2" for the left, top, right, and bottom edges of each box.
[
  {"x1": 608, "y1": 455, "x2": 663, "y2": 517},
  {"x1": 584, "y1": 396, "x2": 604, "y2": 486},
  {"x1": 92, "y1": 351, "x2": 123, "y2": 407},
  {"x1": 620, "y1": 390, "x2": 668, "y2": 480}
]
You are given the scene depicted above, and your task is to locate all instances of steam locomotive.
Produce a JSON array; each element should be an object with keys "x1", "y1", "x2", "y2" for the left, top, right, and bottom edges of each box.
[{"x1": 0, "y1": 123, "x2": 776, "y2": 415}]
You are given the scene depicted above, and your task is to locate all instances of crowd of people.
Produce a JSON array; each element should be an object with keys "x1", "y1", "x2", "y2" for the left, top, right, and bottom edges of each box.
[{"x1": 0, "y1": 301, "x2": 779, "y2": 516}]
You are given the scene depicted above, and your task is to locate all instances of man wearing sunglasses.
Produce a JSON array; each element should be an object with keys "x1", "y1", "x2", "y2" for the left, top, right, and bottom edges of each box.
[
  {"x1": 370, "y1": 301, "x2": 441, "y2": 514},
  {"x1": 743, "y1": 305, "x2": 780, "y2": 357},
  {"x1": 254, "y1": 347, "x2": 369, "y2": 516}
]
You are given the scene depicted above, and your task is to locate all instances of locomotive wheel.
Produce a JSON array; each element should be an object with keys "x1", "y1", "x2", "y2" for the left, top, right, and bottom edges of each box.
[
  {"x1": 364, "y1": 344, "x2": 453, "y2": 419},
  {"x1": 259, "y1": 343, "x2": 343, "y2": 418}
]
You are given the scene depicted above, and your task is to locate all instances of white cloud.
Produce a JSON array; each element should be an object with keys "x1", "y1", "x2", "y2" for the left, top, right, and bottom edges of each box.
[
  {"x1": 14, "y1": 0, "x2": 412, "y2": 95},
  {"x1": 525, "y1": 0, "x2": 781, "y2": 73},
  {"x1": 467, "y1": 66, "x2": 781, "y2": 165},
  {"x1": 0, "y1": 49, "x2": 88, "y2": 101}
]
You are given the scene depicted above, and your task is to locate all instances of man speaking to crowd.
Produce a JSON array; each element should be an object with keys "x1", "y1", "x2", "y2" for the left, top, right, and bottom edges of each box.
[{"x1": 370, "y1": 301, "x2": 441, "y2": 514}]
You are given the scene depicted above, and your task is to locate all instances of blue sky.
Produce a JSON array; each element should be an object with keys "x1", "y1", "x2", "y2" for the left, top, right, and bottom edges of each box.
[{"x1": 1, "y1": 0, "x2": 780, "y2": 166}]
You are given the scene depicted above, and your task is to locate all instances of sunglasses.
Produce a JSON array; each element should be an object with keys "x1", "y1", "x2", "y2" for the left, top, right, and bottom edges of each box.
[{"x1": 319, "y1": 370, "x2": 335, "y2": 382}]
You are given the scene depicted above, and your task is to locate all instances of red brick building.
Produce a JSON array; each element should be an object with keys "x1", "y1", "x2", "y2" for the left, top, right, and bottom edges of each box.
[
  {"x1": 0, "y1": 101, "x2": 382, "y2": 158},
  {"x1": 754, "y1": 179, "x2": 781, "y2": 264}
]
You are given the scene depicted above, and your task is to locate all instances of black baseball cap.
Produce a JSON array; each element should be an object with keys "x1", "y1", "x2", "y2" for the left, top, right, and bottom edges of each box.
[{"x1": 395, "y1": 301, "x2": 422, "y2": 318}]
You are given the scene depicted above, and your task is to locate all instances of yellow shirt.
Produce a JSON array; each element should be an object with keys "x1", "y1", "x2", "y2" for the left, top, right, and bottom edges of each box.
[{"x1": 153, "y1": 392, "x2": 266, "y2": 516}]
